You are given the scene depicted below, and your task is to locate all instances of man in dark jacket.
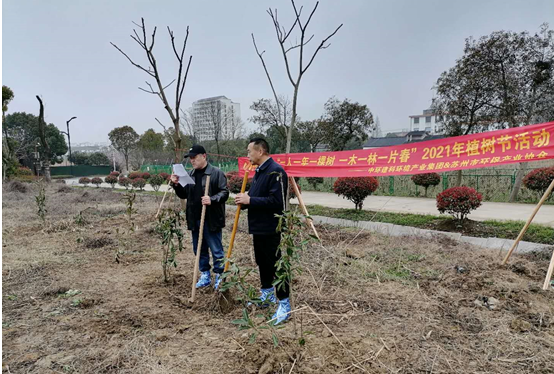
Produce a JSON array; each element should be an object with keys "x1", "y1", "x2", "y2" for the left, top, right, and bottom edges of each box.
[
  {"x1": 235, "y1": 138, "x2": 290, "y2": 325},
  {"x1": 170, "y1": 145, "x2": 229, "y2": 290}
]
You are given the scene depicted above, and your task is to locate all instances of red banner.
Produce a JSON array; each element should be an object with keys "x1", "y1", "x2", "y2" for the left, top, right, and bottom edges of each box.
[{"x1": 239, "y1": 121, "x2": 554, "y2": 177}]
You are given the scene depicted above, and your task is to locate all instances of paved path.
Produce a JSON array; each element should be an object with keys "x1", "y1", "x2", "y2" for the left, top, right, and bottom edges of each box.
[
  {"x1": 294, "y1": 191, "x2": 554, "y2": 227},
  {"x1": 65, "y1": 178, "x2": 554, "y2": 227}
]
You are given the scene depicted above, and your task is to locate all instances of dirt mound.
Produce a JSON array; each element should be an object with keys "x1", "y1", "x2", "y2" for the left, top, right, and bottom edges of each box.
[
  {"x1": 57, "y1": 185, "x2": 73, "y2": 193},
  {"x1": 83, "y1": 236, "x2": 114, "y2": 249},
  {"x1": 8, "y1": 181, "x2": 28, "y2": 193}
]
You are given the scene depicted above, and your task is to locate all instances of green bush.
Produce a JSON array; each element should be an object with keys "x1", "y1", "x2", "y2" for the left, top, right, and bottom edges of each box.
[
  {"x1": 105, "y1": 175, "x2": 118, "y2": 188},
  {"x1": 436, "y1": 186, "x2": 482, "y2": 221},
  {"x1": 78, "y1": 177, "x2": 91, "y2": 186},
  {"x1": 132, "y1": 177, "x2": 146, "y2": 190},
  {"x1": 333, "y1": 177, "x2": 379, "y2": 210},
  {"x1": 149, "y1": 174, "x2": 165, "y2": 192},
  {"x1": 91, "y1": 177, "x2": 103, "y2": 187}
]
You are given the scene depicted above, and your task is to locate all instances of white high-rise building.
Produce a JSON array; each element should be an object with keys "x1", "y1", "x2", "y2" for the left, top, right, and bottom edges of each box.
[
  {"x1": 191, "y1": 96, "x2": 241, "y2": 141},
  {"x1": 409, "y1": 108, "x2": 446, "y2": 135}
]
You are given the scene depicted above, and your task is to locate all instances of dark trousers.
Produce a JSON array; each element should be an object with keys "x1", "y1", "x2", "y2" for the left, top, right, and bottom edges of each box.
[{"x1": 253, "y1": 233, "x2": 289, "y2": 300}]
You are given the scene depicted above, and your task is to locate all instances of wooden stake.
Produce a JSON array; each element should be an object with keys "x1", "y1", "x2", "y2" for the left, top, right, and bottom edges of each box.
[
  {"x1": 223, "y1": 171, "x2": 249, "y2": 273},
  {"x1": 190, "y1": 175, "x2": 210, "y2": 303},
  {"x1": 543, "y1": 248, "x2": 554, "y2": 290},
  {"x1": 502, "y1": 178, "x2": 554, "y2": 265},
  {"x1": 289, "y1": 176, "x2": 320, "y2": 241},
  {"x1": 155, "y1": 187, "x2": 170, "y2": 218}
]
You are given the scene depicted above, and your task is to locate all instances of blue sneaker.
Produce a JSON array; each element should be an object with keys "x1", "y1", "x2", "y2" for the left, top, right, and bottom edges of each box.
[
  {"x1": 271, "y1": 298, "x2": 291, "y2": 325},
  {"x1": 214, "y1": 273, "x2": 223, "y2": 290},
  {"x1": 248, "y1": 288, "x2": 276, "y2": 308},
  {"x1": 196, "y1": 271, "x2": 211, "y2": 288}
]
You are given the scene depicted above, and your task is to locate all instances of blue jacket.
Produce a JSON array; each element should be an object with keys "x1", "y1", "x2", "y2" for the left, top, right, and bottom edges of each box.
[{"x1": 244, "y1": 157, "x2": 288, "y2": 235}]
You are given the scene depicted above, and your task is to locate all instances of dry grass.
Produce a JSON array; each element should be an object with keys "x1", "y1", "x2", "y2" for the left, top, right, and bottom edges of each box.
[{"x1": 2, "y1": 184, "x2": 554, "y2": 373}]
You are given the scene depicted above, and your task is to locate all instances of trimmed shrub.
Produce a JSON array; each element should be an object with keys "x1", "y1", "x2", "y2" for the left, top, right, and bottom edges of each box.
[
  {"x1": 128, "y1": 171, "x2": 142, "y2": 180},
  {"x1": 17, "y1": 167, "x2": 33, "y2": 176},
  {"x1": 141, "y1": 172, "x2": 151, "y2": 180},
  {"x1": 149, "y1": 174, "x2": 165, "y2": 192},
  {"x1": 523, "y1": 167, "x2": 554, "y2": 197},
  {"x1": 159, "y1": 172, "x2": 170, "y2": 182},
  {"x1": 411, "y1": 172, "x2": 441, "y2": 197},
  {"x1": 91, "y1": 177, "x2": 103, "y2": 187},
  {"x1": 109, "y1": 171, "x2": 120, "y2": 177},
  {"x1": 132, "y1": 177, "x2": 147, "y2": 190},
  {"x1": 118, "y1": 176, "x2": 131, "y2": 190},
  {"x1": 306, "y1": 177, "x2": 324, "y2": 190},
  {"x1": 333, "y1": 177, "x2": 379, "y2": 210},
  {"x1": 79, "y1": 177, "x2": 91, "y2": 186},
  {"x1": 227, "y1": 171, "x2": 251, "y2": 193},
  {"x1": 105, "y1": 175, "x2": 118, "y2": 188},
  {"x1": 436, "y1": 186, "x2": 482, "y2": 221}
]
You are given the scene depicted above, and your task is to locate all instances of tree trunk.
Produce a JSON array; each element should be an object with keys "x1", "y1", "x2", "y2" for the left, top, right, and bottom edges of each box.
[
  {"x1": 125, "y1": 153, "x2": 129, "y2": 173},
  {"x1": 456, "y1": 170, "x2": 463, "y2": 187},
  {"x1": 424, "y1": 186, "x2": 428, "y2": 198},
  {"x1": 42, "y1": 162, "x2": 51, "y2": 182},
  {"x1": 284, "y1": 86, "x2": 299, "y2": 209},
  {"x1": 173, "y1": 118, "x2": 182, "y2": 163},
  {"x1": 509, "y1": 162, "x2": 526, "y2": 202},
  {"x1": 36, "y1": 96, "x2": 52, "y2": 182}
]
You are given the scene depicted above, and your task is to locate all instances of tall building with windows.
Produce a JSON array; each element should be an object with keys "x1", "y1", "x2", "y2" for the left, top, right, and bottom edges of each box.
[
  {"x1": 191, "y1": 96, "x2": 241, "y2": 141},
  {"x1": 409, "y1": 108, "x2": 445, "y2": 135}
]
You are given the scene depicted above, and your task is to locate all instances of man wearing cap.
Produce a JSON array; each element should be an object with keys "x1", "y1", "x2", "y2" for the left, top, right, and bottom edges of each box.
[
  {"x1": 170, "y1": 145, "x2": 229, "y2": 290},
  {"x1": 235, "y1": 138, "x2": 291, "y2": 325}
]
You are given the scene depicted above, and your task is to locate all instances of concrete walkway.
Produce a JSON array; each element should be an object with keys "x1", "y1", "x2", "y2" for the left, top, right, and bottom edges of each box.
[
  {"x1": 294, "y1": 191, "x2": 554, "y2": 227},
  {"x1": 65, "y1": 178, "x2": 554, "y2": 227}
]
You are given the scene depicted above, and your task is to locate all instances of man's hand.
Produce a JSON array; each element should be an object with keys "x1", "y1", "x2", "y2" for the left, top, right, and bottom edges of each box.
[
  {"x1": 235, "y1": 192, "x2": 250, "y2": 205},
  {"x1": 170, "y1": 174, "x2": 179, "y2": 185},
  {"x1": 201, "y1": 196, "x2": 211, "y2": 206}
]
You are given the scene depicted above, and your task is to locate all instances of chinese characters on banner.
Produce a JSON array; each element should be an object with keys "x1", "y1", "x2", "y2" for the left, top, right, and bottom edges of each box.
[{"x1": 238, "y1": 121, "x2": 554, "y2": 178}]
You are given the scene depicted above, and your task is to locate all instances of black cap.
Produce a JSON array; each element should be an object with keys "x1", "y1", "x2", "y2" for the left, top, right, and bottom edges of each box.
[{"x1": 183, "y1": 145, "x2": 206, "y2": 158}]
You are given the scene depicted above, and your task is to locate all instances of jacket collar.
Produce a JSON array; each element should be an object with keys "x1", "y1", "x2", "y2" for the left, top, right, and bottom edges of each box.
[
  {"x1": 256, "y1": 157, "x2": 273, "y2": 172},
  {"x1": 190, "y1": 163, "x2": 213, "y2": 176}
]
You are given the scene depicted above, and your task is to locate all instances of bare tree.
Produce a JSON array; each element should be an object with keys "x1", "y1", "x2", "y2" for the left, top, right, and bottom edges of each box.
[
  {"x1": 111, "y1": 18, "x2": 192, "y2": 163},
  {"x1": 252, "y1": 1, "x2": 343, "y2": 157},
  {"x1": 179, "y1": 108, "x2": 198, "y2": 143},
  {"x1": 224, "y1": 116, "x2": 246, "y2": 141},
  {"x1": 36, "y1": 96, "x2": 52, "y2": 182}
]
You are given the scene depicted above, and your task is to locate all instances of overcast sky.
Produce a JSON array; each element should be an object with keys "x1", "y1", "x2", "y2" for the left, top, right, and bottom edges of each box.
[{"x1": 3, "y1": 0, "x2": 553, "y2": 144}]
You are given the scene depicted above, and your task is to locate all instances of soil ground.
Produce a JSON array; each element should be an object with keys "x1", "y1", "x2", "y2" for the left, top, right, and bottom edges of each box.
[{"x1": 2, "y1": 182, "x2": 554, "y2": 373}]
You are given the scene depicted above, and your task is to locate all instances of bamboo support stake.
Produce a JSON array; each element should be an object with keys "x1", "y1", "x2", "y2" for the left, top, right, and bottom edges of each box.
[
  {"x1": 502, "y1": 178, "x2": 554, "y2": 265},
  {"x1": 190, "y1": 175, "x2": 210, "y2": 303},
  {"x1": 543, "y1": 249, "x2": 554, "y2": 290},
  {"x1": 289, "y1": 176, "x2": 320, "y2": 241},
  {"x1": 223, "y1": 171, "x2": 249, "y2": 273},
  {"x1": 155, "y1": 187, "x2": 170, "y2": 218}
]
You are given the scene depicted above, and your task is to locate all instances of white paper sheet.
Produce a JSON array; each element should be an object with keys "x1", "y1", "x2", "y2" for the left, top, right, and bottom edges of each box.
[{"x1": 172, "y1": 164, "x2": 195, "y2": 187}]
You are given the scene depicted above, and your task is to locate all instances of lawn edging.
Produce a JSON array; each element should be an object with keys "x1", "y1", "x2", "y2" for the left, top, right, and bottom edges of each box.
[{"x1": 309, "y1": 215, "x2": 553, "y2": 254}]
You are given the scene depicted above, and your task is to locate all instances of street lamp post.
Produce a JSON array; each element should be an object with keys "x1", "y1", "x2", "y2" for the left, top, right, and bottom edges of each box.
[{"x1": 61, "y1": 117, "x2": 77, "y2": 176}]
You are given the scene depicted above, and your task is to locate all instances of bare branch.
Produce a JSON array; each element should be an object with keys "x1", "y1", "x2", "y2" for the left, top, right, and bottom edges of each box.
[
  {"x1": 267, "y1": 10, "x2": 297, "y2": 86},
  {"x1": 178, "y1": 55, "x2": 193, "y2": 112},
  {"x1": 252, "y1": 33, "x2": 286, "y2": 127},
  {"x1": 138, "y1": 86, "x2": 158, "y2": 95},
  {"x1": 302, "y1": 24, "x2": 343, "y2": 75},
  {"x1": 162, "y1": 79, "x2": 176, "y2": 91},
  {"x1": 155, "y1": 117, "x2": 167, "y2": 131},
  {"x1": 149, "y1": 26, "x2": 157, "y2": 51},
  {"x1": 301, "y1": 1, "x2": 319, "y2": 31},
  {"x1": 110, "y1": 42, "x2": 156, "y2": 77},
  {"x1": 285, "y1": 34, "x2": 314, "y2": 53}
]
